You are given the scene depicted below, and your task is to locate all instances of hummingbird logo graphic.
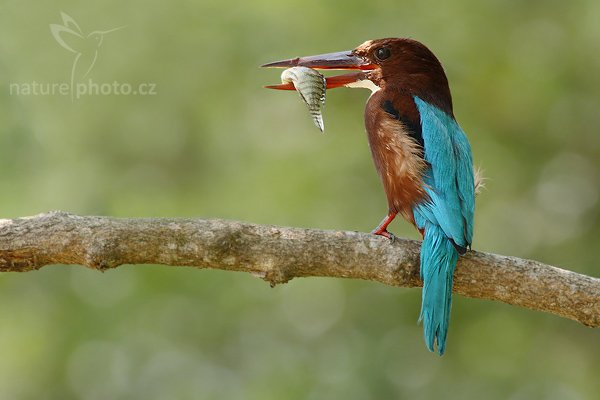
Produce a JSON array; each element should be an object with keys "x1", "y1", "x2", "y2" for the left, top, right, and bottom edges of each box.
[{"x1": 50, "y1": 12, "x2": 123, "y2": 98}]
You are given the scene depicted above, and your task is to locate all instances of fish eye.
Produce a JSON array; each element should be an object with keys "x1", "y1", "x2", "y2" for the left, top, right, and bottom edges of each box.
[{"x1": 374, "y1": 47, "x2": 391, "y2": 61}]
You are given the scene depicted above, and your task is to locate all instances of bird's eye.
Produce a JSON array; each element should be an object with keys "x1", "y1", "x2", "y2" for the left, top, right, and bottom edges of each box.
[{"x1": 375, "y1": 47, "x2": 391, "y2": 61}]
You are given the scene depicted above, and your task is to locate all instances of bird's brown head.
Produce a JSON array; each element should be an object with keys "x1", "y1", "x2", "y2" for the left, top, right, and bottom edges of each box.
[
  {"x1": 263, "y1": 37, "x2": 453, "y2": 114},
  {"x1": 352, "y1": 38, "x2": 452, "y2": 113}
]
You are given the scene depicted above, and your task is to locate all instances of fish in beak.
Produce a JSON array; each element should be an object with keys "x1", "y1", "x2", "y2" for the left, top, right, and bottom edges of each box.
[{"x1": 261, "y1": 50, "x2": 377, "y2": 90}]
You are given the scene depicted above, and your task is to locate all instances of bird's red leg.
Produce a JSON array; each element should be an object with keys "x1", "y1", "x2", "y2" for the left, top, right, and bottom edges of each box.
[{"x1": 371, "y1": 213, "x2": 397, "y2": 241}]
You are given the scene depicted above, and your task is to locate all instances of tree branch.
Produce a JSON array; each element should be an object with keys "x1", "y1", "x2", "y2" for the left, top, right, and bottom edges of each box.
[{"x1": 0, "y1": 211, "x2": 598, "y2": 327}]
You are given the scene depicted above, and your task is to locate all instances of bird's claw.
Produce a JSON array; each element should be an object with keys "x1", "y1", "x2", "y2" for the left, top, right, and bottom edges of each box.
[{"x1": 371, "y1": 229, "x2": 396, "y2": 243}]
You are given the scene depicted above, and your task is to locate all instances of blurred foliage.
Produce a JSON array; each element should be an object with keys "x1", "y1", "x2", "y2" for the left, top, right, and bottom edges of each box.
[{"x1": 1, "y1": 0, "x2": 599, "y2": 399}]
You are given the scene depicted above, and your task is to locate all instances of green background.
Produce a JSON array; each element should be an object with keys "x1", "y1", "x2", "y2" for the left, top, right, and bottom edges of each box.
[{"x1": 1, "y1": 0, "x2": 599, "y2": 398}]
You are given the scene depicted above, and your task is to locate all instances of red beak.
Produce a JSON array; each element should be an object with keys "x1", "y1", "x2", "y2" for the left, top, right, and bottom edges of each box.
[{"x1": 262, "y1": 50, "x2": 376, "y2": 90}]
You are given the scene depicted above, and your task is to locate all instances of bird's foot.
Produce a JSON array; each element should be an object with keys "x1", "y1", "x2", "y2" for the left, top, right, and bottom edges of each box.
[
  {"x1": 371, "y1": 213, "x2": 398, "y2": 242},
  {"x1": 371, "y1": 228, "x2": 396, "y2": 243}
]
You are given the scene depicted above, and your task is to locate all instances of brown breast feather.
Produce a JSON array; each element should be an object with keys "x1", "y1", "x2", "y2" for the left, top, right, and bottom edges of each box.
[{"x1": 364, "y1": 93, "x2": 428, "y2": 224}]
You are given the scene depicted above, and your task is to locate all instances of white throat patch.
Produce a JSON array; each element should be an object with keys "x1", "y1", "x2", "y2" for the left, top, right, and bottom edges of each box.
[{"x1": 344, "y1": 79, "x2": 381, "y2": 93}]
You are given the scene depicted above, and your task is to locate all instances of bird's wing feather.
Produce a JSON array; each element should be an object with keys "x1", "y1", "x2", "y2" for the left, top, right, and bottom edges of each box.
[
  {"x1": 50, "y1": 24, "x2": 84, "y2": 53},
  {"x1": 412, "y1": 96, "x2": 474, "y2": 247}
]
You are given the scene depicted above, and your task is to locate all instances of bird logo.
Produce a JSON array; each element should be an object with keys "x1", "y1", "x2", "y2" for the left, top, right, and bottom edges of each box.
[{"x1": 50, "y1": 12, "x2": 123, "y2": 97}]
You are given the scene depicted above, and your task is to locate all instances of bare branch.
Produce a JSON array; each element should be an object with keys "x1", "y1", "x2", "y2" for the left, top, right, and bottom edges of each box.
[{"x1": 0, "y1": 211, "x2": 598, "y2": 327}]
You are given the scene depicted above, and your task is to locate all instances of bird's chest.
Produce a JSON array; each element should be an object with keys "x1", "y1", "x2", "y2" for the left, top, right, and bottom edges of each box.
[
  {"x1": 365, "y1": 114, "x2": 427, "y2": 213},
  {"x1": 367, "y1": 119, "x2": 420, "y2": 176}
]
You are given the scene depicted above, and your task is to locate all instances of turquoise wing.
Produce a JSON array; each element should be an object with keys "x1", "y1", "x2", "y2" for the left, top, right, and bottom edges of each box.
[{"x1": 412, "y1": 96, "x2": 475, "y2": 249}]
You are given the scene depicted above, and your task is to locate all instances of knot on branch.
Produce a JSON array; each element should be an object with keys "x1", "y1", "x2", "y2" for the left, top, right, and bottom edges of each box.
[{"x1": 84, "y1": 237, "x2": 124, "y2": 271}]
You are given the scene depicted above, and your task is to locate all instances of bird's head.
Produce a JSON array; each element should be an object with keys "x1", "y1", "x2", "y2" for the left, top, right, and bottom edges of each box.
[
  {"x1": 263, "y1": 38, "x2": 452, "y2": 113},
  {"x1": 87, "y1": 26, "x2": 125, "y2": 47}
]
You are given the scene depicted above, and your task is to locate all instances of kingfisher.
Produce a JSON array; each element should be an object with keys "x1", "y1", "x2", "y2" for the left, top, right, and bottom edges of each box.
[{"x1": 263, "y1": 38, "x2": 477, "y2": 355}]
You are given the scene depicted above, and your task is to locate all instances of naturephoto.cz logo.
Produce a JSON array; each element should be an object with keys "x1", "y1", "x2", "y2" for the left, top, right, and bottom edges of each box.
[{"x1": 9, "y1": 12, "x2": 157, "y2": 100}]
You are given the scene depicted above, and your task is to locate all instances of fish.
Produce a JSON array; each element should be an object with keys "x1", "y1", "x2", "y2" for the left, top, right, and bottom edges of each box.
[{"x1": 280, "y1": 67, "x2": 326, "y2": 132}]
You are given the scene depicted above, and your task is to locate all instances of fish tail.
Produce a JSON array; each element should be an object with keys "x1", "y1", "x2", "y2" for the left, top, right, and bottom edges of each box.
[
  {"x1": 309, "y1": 109, "x2": 324, "y2": 132},
  {"x1": 418, "y1": 224, "x2": 458, "y2": 356}
]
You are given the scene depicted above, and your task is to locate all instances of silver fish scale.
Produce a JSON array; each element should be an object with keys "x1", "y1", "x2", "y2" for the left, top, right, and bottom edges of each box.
[{"x1": 281, "y1": 67, "x2": 326, "y2": 132}]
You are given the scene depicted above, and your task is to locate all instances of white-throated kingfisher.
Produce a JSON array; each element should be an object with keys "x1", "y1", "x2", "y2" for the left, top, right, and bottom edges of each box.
[{"x1": 263, "y1": 38, "x2": 476, "y2": 355}]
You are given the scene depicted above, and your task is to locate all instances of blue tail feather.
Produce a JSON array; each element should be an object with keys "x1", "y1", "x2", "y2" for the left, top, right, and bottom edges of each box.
[{"x1": 418, "y1": 224, "x2": 458, "y2": 356}]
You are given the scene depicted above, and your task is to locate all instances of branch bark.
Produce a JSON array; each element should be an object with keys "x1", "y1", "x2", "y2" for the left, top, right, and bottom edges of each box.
[{"x1": 0, "y1": 211, "x2": 598, "y2": 327}]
